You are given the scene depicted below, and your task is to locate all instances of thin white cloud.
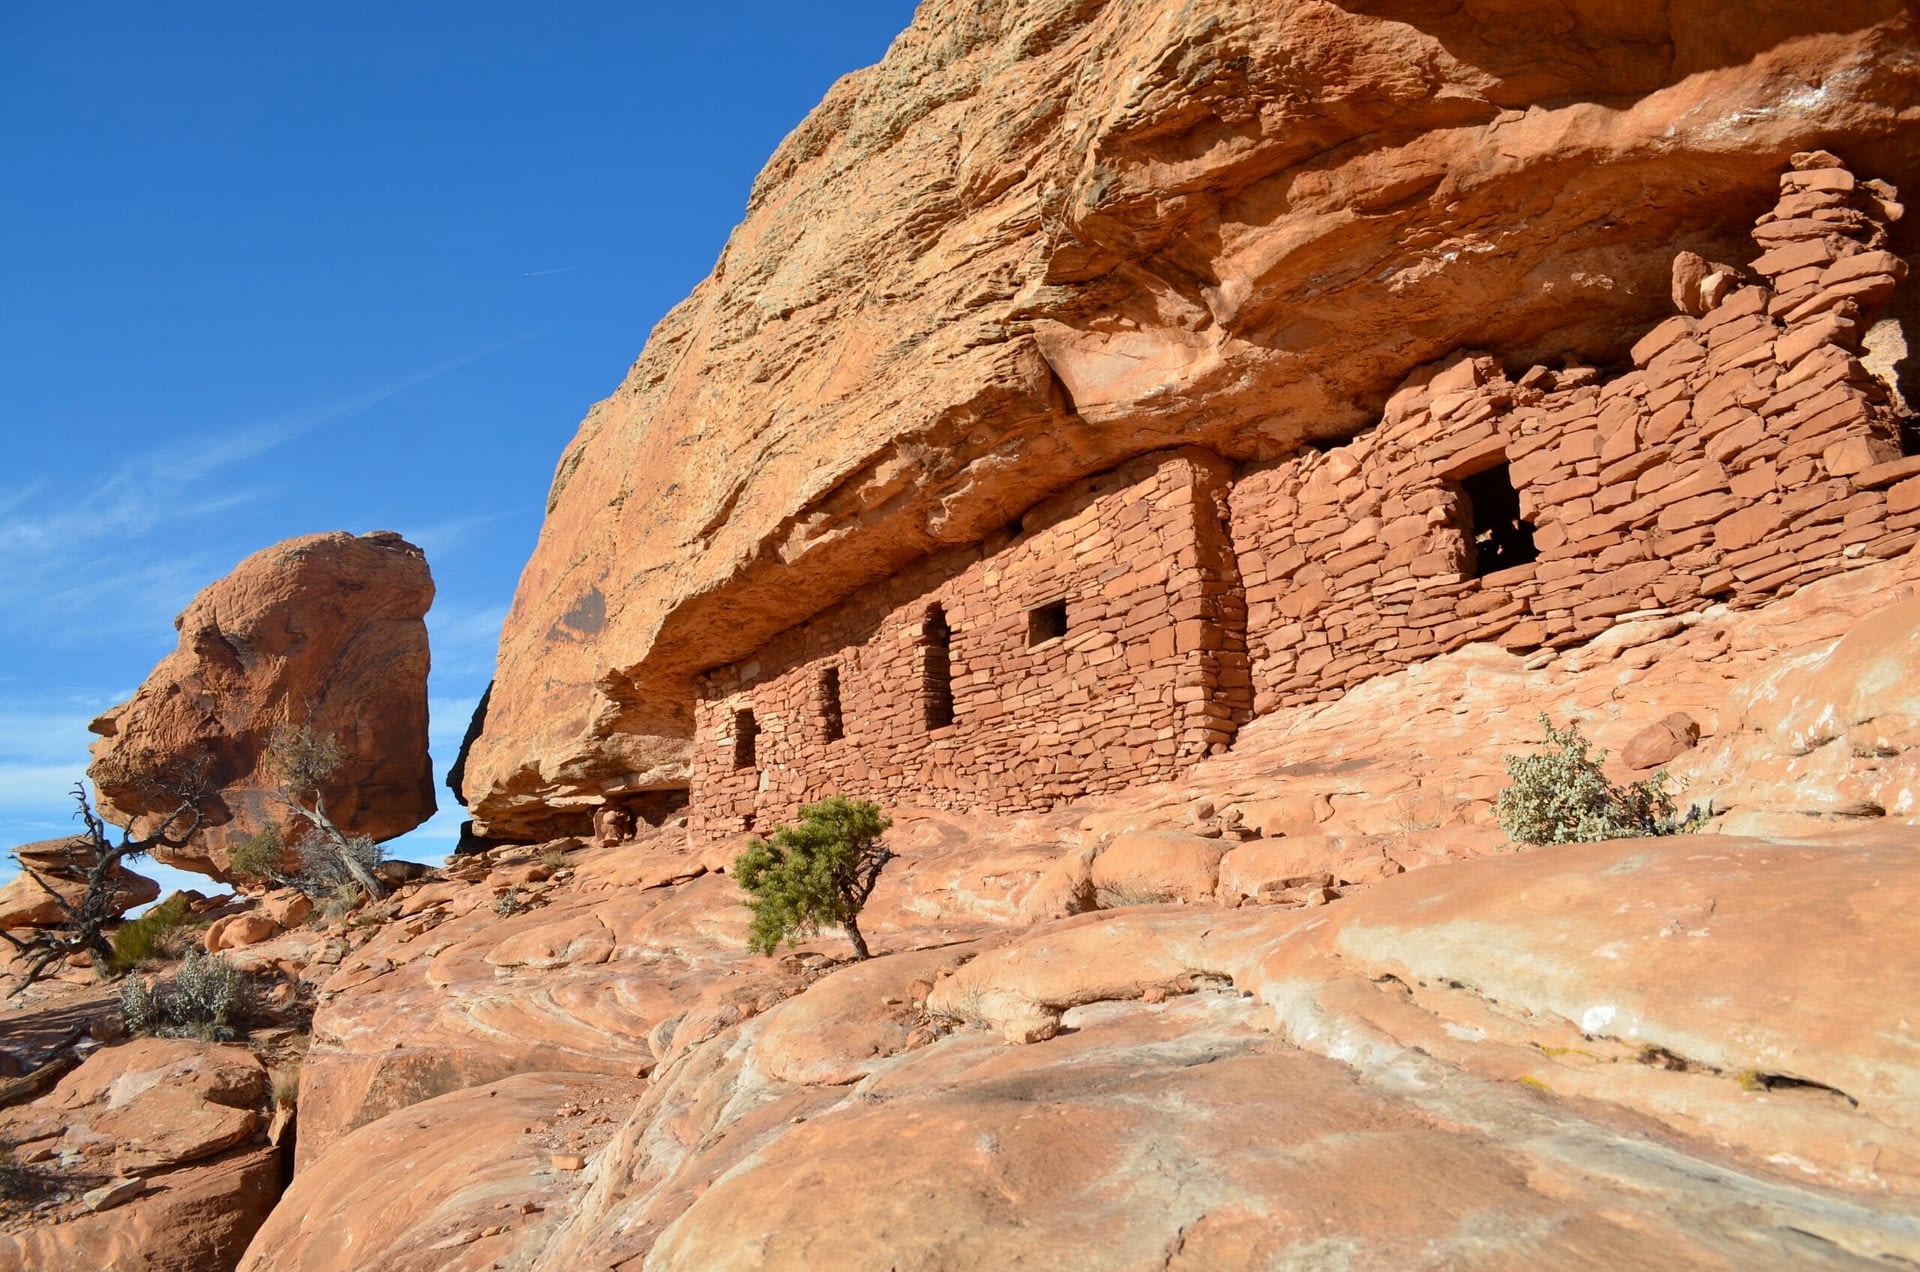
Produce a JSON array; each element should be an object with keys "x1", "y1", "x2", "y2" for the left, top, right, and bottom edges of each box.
[
  {"x1": 426, "y1": 601, "x2": 508, "y2": 681},
  {"x1": 406, "y1": 513, "x2": 505, "y2": 561},
  {"x1": 523, "y1": 265, "x2": 584, "y2": 277},
  {"x1": 0, "y1": 332, "x2": 542, "y2": 642}
]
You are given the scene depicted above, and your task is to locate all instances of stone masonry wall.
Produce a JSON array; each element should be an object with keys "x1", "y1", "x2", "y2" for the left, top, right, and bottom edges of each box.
[
  {"x1": 681, "y1": 156, "x2": 1914, "y2": 838},
  {"x1": 1231, "y1": 153, "x2": 1917, "y2": 711},
  {"x1": 690, "y1": 450, "x2": 1250, "y2": 839}
]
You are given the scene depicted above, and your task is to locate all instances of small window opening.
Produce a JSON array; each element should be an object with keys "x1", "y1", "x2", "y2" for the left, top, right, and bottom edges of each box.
[
  {"x1": 819, "y1": 667, "x2": 844, "y2": 743},
  {"x1": 732, "y1": 708, "x2": 759, "y2": 769},
  {"x1": 923, "y1": 604, "x2": 954, "y2": 731},
  {"x1": 1461, "y1": 463, "x2": 1538, "y2": 576},
  {"x1": 1027, "y1": 599, "x2": 1068, "y2": 647}
]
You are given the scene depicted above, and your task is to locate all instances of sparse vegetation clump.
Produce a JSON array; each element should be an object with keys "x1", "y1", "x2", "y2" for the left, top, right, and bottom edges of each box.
[
  {"x1": 109, "y1": 893, "x2": 196, "y2": 972},
  {"x1": 0, "y1": 1144, "x2": 31, "y2": 1202},
  {"x1": 264, "y1": 723, "x2": 389, "y2": 902},
  {"x1": 227, "y1": 820, "x2": 290, "y2": 883},
  {"x1": 1494, "y1": 715, "x2": 1702, "y2": 846},
  {"x1": 120, "y1": 947, "x2": 254, "y2": 1042},
  {"x1": 3, "y1": 757, "x2": 211, "y2": 995},
  {"x1": 734, "y1": 796, "x2": 893, "y2": 960}
]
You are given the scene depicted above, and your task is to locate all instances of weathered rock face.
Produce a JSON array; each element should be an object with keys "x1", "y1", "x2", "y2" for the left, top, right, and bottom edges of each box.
[
  {"x1": 464, "y1": 0, "x2": 1920, "y2": 838},
  {"x1": 255, "y1": 831, "x2": 1920, "y2": 1270},
  {"x1": 87, "y1": 531, "x2": 436, "y2": 878},
  {"x1": 0, "y1": 1038, "x2": 281, "y2": 1272},
  {"x1": 0, "y1": 838, "x2": 157, "y2": 930}
]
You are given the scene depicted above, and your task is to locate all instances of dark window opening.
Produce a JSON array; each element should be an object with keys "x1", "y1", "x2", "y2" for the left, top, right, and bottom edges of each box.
[
  {"x1": 923, "y1": 604, "x2": 955, "y2": 731},
  {"x1": 732, "y1": 708, "x2": 759, "y2": 769},
  {"x1": 819, "y1": 667, "x2": 844, "y2": 743},
  {"x1": 1027, "y1": 599, "x2": 1068, "y2": 647},
  {"x1": 1461, "y1": 463, "x2": 1539, "y2": 577}
]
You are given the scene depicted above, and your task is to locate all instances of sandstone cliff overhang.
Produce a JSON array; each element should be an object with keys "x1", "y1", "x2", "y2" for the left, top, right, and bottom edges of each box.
[
  {"x1": 464, "y1": 0, "x2": 1920, "y2": 839},
  {"x1": 87, "y1": 530, "x2": 437, "y2": 878}
]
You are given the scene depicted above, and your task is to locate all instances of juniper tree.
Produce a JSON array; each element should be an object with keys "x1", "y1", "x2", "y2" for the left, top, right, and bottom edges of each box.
[
  {"x1": 734, "y1": 797, "x2": 892, "y2": 960},
  {"x1": 2, "y1": 756, "x2": 210, "y2": 994},
  {"x1": 262, "y1": 723, "x2": 387, "y2": 901}
]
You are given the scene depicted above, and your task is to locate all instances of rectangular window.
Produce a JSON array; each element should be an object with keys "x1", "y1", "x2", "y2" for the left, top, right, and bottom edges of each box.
[
  {"x1": 1460, "y1": 463, "x2": 1539, "y2": 577},
  {"x1": 1027, "y1": 599, "x2": 1068, "y2": 647},
  {"x1": 732, "y1": 708, "x2": 759, "y2": 769},
  {"x1": 819, "y1": 667, "x2": 844, "y2": 743},
  {"x1": 923, "y1": 605, "x2": 954, "y2": 730}
]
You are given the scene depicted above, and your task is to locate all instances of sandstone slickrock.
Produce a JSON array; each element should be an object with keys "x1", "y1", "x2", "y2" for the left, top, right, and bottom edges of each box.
[
  {"x1": 259, "y1": 829, "x2": 1920, "y2": 1271},
  {"x1": 464, "y1": 0, "x2": 1920, "y2": 838},
  {"x1": 1685, "y1": 594, "x2": 1920, "y2": 830},
  {"x1": 87, "y1": 530, "x2": 436, "y2": 877},
  {"x1": 252, "y1": 550, "x2": 1920, "y2": 1270},
  {"x1": 0, "y1": 1038, "x2": 279, "y2": 1272}
]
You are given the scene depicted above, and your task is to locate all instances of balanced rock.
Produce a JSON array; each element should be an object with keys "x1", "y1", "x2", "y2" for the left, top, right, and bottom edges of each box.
[{"x1": 86, "y1": 531, "x2": 436, "y2": 879}]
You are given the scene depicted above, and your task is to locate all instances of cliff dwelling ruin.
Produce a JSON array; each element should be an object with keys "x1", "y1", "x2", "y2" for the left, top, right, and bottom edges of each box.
[{"x1": 686, "y1": 155, "x2": 1916, "y2": 841}]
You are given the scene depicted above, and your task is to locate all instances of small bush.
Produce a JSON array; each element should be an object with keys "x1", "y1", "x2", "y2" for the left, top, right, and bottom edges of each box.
[
  {"x1": 1494, "y1": 714, "x2": 1703, "y2": 846},
  {"x1": 227, "y1": 821, "x2": 290, "y2": 882},
  {"x1": 0, "y1": 1143, "x2": 31, "y2": 1202},
  {"x1": 109, "y1": 894, "x2": 195, "y2": 972},
  {"x1": 735, "y1": 796, "x2": 893, "y2": 960},
  {"x1": 494, "y1": 886, "x2": 526, "y2": 916},
  {"x1": 271, "y1": 1064, "x2": 300, "y2": 1111},
  {"x1": 540, "y1": 847, "x2": 569, "y2": 870},
  {"x1": 120, "y1": 947, "x2": 253, "y2": 1042},
  {"x1": 291, "y1": 832, "x2": 385, "y2": 901}
]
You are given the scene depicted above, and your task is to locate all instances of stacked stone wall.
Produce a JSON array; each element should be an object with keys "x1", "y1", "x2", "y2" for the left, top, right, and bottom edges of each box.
[
  {"x1": 690, "y1": 450, "x2": 1250, "y2": 839},
  {"x1": 681, "y1": 156, "x2": 1915, "y2": 839},
  {"x1": 1230, "y1": 153, "x2": 1917, "y2": 711}
]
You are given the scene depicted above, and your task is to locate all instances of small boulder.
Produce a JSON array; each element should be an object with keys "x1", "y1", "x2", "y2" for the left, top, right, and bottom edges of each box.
[
  {"x1": 83, "y1": 1177, "x2": 145, "y2": 1213},
  {"x1": 1090, "y1": 832, "x2": 1230, "y2": 908},
  {"x1": 593, "y1": 805, "x2": 635, "y2": 847},
  {"x1": 1622, "y1": 712, "x2": 1702, "y2": 771},
  {"x1": 261, "y1": 888, "x2": 313, "y2": 927}
]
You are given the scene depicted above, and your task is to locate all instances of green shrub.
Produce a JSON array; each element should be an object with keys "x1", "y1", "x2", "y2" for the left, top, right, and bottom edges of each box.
[
  {"x1": 735, "y1": 797, "x2": 893, "y2": 960},
  {"x1": 120, "y1": 947, "x2": 253, "y2": 1042},
  {"x1": 1494, "y1": 714, "x2": 1702, "y2": 845},
  {"x1": 109, "y1": 894, "x2": 196, "y2": 972},
  {"x1": 227, "y1": 822, "x2": 289, "y2": 882}
]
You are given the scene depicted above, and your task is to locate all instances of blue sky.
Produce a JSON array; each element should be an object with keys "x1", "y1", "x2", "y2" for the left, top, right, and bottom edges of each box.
[{"x1": 0, "y1": 1, "x2": 917, "y2": 898}]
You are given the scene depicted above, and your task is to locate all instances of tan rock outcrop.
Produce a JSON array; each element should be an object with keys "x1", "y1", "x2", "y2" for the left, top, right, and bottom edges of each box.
[
  {"x1": 264, "y1": 829, "x2": 1920, "y2": 1271},
  {"x1": 463, "y1": 0, "x2": 1920, "y2": 838},
  {"x1": 87, "y1": 530, "x2": 436, "y2": 877},
  {"x1": 1682, "y1": 594, "x2": 1920, "y2": 828},
  {"x1": 0, "y1": 1038, "x2": 278, "y2": 1272},
  {"x1": 0, "y1": 838, "x2": 157, "y2": 929}
]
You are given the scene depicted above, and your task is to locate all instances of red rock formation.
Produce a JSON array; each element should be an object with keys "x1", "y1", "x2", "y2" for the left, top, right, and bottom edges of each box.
[
  {"x1": 0, "y1": 838, "x2": 157, "y2": 930},
  {"x1": 87, "y1": 531, "x2": 436, "y2": 878},
  {"x1": 0, "y1": 1038, "x2": 280, "y2": 1272},
  {"x1": 463, "y1": 0, "x2": 1920, "y2": 839}
]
